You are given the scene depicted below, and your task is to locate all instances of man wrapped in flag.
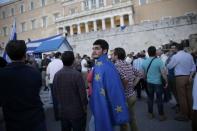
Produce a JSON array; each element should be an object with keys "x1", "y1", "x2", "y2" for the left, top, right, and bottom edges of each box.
[{"x1": 90, "y1": 39, "x2": 129, "y2": 131}]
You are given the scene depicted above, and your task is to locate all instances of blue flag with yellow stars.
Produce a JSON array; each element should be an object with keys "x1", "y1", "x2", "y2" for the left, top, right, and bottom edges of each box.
[{"x1": 90, "y1": 54, "x2": 129, "y2": 131}]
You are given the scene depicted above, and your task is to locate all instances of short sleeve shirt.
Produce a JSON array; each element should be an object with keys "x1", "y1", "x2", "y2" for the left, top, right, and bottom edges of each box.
[{"x1": 142, "y1": 57, "x2": 164, "y2": 85}]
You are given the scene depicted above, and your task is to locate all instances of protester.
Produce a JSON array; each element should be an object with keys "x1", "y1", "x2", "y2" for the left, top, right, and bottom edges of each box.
[
  {"x1": 166, "y1": 45, "x2": 179, "y2": 111},
  {"x1": 53, "y1": 51, "x2": 87, "y2": 131},
  {"x1": 46, "y1": 52, "x2": 63, "y2": 121},
  {"x1": 89, "y1": 39, "x2": 129, "y2": 131},
  {"x1": 133, "y1": 53, "x2": 145, "y2": 99},
  {"x1": 0, "y1": 40, "x2": 46, "y2": 131},
  {"x1": 41, "y1": 54, "x2": 51, "y2": 91},
  {"x1": 167, "y1": 44, "x2": 196, "y2": 121},
  {"x1": 192, "y1": 73, "x2": 197, "y2": 131},
  {"x1": 73, "y1": 53, "x2": 82, "y2": 72},
  {"x1": 142, "y1": 46, "x2": 168, "y2": 121},
  {"x1": 111, "y1": 47, "x2": 142, "y2": 131}
]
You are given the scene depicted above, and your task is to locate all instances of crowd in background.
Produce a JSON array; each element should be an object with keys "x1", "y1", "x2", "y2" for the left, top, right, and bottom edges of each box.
[{"x1": 0, "y1": 39, "x2": 197, "y2": 131}]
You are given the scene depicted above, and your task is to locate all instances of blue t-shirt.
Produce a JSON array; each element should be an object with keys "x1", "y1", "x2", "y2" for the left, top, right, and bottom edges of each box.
[{"x1": 142, "y1": 57, "x2": 164, "y2": 85}]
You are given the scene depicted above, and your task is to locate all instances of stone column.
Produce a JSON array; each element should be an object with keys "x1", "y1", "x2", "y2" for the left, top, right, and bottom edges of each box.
[
  {"x1": 120, "y1": 15, "x2": 124, "y2": 27},
  {"x1": 104, "y1": 0, "x2": 107, "y2": 6},
  {"x1": 128, "y1": 13, "x2": 134, "y2": 25},
  {"x1": 81, "y1": 1, "x2": 85, "y2": 11},
  {"x1": 102, "y1": 18, "x2": 106, "y2": 30},
  {"x1": 93, "y1": 20, "x2": 97, "y2": 31},
  {"x1": 96, "y1": 0, "x2": 99, "y2": 8},
  {"x1": 85, "y1": 22, "x2": 89, "y2": 33},
  {"x1": 77, "y1": 24, "x2": 81, "y2": 34},
  {"x1": 88, "y1": 0, "x2": 92, "y2": 10},
  {"x1": 110, "y1": 16, "x2": 115, "y2": 28},
  {"x1": 70, "y1": 25, "x2": 73, "y2": 36}
]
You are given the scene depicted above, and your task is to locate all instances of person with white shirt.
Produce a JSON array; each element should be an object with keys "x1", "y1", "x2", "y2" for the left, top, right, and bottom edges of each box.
[
  {"x1": 167, "y1": 44, "x2": 196, "y2": 121},
  {"x1": 125, "y1": 54, "x2": 132, "y2": 64},
  {"x1": 81, "y1": 55, "x2": 88, "y2": 88},
  {"x1": 133, "y1": 53, "x2": 145, "y2": 99},
  {"x1": 46, "y1": 52, "x2": 63, "y2": 121},
  {"x1": 192, "y1": 73, "x2": 197, "y2": 131}
]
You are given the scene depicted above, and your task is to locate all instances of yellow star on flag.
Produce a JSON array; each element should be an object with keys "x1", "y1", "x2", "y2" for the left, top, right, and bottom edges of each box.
[
  {"x1": 96, "y1": 61, "x2": 103, "y2": 66},
  {"x1": 115, "y1": 106, "x2": 122, "y2": 113},
  {"x1": 100, "y1": 88, "x2": 105, "y2": 96},
  {"x1": 95, "y1": 74, "x2": 101, "y2": 81}
]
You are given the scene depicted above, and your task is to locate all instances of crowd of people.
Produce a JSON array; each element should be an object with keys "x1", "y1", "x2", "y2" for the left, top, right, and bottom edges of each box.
[{"x1": 0, "y1": 39, "x2": 197, "y2": 131}]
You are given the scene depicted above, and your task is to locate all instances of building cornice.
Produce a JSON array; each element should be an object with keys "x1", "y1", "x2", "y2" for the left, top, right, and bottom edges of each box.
[
  {"x1": 0, "y1": 0, "x2": 21, "y2": 7},
  {"x1": 56, "y1": 1, "x2": 133, "y2": 24}
]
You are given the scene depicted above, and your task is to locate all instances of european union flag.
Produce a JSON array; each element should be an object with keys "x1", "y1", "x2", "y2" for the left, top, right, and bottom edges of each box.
[{"x1": 90, "y1": 54, "x2": 129, "y2": 131}]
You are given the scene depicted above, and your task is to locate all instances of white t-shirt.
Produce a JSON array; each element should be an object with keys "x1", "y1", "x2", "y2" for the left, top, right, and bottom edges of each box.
[
  {"x1": 46, "y1": 58, "x2": 63, "y2": 84},
  {"x1": 81, "y1": 59, "x2": 88, "y2": 72},
  {"x1": 193, "y1": 73, "x2": 197, "y2": 110},
  {"x1": 125, "y1": 57, "x2": 132, "y2": 64}
]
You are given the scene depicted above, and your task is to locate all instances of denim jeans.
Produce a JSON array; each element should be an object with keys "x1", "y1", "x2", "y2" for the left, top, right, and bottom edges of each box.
[{"x1": 147, "y1": 83, "x2": 164, "y2": 115}]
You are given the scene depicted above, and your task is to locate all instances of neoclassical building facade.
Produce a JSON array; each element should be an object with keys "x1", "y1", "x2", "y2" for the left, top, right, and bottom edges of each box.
[{"x1": 56, "y1": 0, "x2": 134, "y2": 35}]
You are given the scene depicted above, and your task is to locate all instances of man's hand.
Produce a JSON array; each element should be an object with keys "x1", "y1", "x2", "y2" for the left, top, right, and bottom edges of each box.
[
  {"x1": 189, "y1": 75, "x2": 193, "y2": 84},
  {"x1": 164, "y1": 82, "x2": 168, "y2": 89}
]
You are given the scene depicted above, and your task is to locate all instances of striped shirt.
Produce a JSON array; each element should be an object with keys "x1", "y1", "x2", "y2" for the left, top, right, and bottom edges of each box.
[{"x1": 115, "y1": 60, "x2": 142, "y2": 98}]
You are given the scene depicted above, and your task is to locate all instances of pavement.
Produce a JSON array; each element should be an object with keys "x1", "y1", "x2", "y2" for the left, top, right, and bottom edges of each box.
[
  {"x1": 0, "y1": 90, "x2": 192, "y2": 131},
  {"x1": 42, "y1": 90, "x2": 192, "y2": 131}
]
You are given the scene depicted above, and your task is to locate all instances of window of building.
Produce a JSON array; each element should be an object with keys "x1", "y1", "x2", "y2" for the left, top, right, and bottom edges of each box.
[
  {"x1": 84, "y1": 0, "x2": 89, "y2": 10},
  {"x1": 69, "y1": 8, "x2": 76, "y2": 14},
  {"x1": 113, "y1": 0, "x2": 120, "y2": 4},
  {"x1": 42, "y1": 16, "x2": 47, "y2": 28},
  {"x1": 31, "y1": 19, "x2": 36, "y2": 29},
  {"x1": 53, "y1": 13, "x2": 60, "y2": 22},
  {"x1": 30, "y1": 1, "x2": 34, "y2": 10},
  {"x1": 3, "y1": 27, "x2": 7, "y2": 36},
  {"x1": 11, "y1": 8, "x2": 14, "y2": 16},
  {"x1": 139, "y1": 0, "x2": 148, "y2": 5},
  {"x1": 2, "y1": 11, "x2": 6, "y2": 19},
  {"x1": 20, "y1": 4, "x2": 24, "y2": 14},
  {"x1": 99, "y1": 0, "x2": 104, "y2": 7},
  {"x1": 91, "y1": 0, "x2": 96, "y2": 8},
  {"x1": 41, "y1": 0, "x2": 46, "y2": 7},
  {"x1": 21, "y1": 22, "x2": 26, "y2": 32}
]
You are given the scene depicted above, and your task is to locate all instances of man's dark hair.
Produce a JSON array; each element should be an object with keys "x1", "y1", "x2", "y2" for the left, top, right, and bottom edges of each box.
[
  {"x1": 148, "y1": 46, "x2": 156, "y2": 57},
  {"x1": 93, "y1": 39, "x2": 109, "y2": 52},
  {"x1": 61, "y1": 51, "x2": 75, "y2": 66},
  {"x1": 177, "y1": 41, "x2": 185, "y2": 51},
  {"x1": 114, "y1": 47, "x2": 126, "y2": 60},
  {"x1": 5, "y1": 40, "x2": 26, "y2": 60},
  {"x1": 54, "y1": 52, "x2": 61, "y2": 58}
]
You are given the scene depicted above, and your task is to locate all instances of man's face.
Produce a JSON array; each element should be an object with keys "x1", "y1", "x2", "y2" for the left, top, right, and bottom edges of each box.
[
  {"x1": 111, "y1": 51, "x2": 117, "y2": 62},
  {"x1": 92, "y1": 45, "x2": 106, "y2": 59}
]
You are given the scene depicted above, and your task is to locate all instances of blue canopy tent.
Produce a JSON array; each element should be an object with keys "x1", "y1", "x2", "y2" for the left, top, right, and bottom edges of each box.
[{"x1": 26, "y1": 34, "x2": 72, "y2": 54}]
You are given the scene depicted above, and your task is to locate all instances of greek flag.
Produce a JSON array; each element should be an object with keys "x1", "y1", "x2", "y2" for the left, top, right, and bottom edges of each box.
[
  {"x1": 3, "y1": 18, "x2": 17, "y2": 62},
  {"x1": 9, "y1": 18, "x2": 17, "y2": 41}
]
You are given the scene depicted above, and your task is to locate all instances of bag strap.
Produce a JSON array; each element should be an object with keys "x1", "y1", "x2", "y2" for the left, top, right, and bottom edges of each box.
[{"x1": 146, "y1": 57, "x2": 157, "y2": 77}]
